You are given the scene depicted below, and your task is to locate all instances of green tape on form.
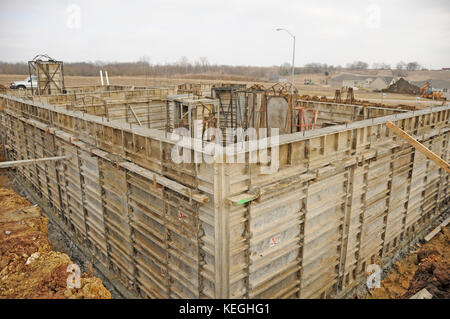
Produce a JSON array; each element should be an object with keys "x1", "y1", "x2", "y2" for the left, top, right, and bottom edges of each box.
[{"x1": 237, "y1": 198, "x2": 250, "y2": 205}]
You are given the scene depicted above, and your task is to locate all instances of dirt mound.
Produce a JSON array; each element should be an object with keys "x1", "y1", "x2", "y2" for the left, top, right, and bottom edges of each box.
[
  {"x1": 0, "y1": 187, "x2": 111, "y2": 299},
  {"x1": 368, "y1": 254, "x2": 418, "y2": 298},
  {"x1": 382, "y1": 78, "x2": 420, "y2": 95},
  {"x1": 417, "y1": 247, "x2": 440, "y2": 261},
  {"x1": 402, "y1": 254, "x2": 450, "y2": 299},
  {"x1": 0, "y1": 188, "x2": 31, "y2": 212},
  {"x1": 367, "y1": 225, "x2": 450, "y2": 299}
]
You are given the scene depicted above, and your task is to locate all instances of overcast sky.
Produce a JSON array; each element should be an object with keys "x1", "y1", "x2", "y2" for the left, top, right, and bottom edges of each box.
[{"x1": 1, "y1": 0, "x2": 449, "y2": 68}]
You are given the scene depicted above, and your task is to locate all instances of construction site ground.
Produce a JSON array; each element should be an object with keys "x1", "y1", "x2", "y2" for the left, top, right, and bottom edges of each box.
[
  {"x1": 365, "y1": 222, "x2": 450, "y2": 299},
  {"x1": 0, "y1": 74, "x2": 446, "y2": 108},
  {"x1": 0, "y1": 147, "x2": 114, "y2": 299}
]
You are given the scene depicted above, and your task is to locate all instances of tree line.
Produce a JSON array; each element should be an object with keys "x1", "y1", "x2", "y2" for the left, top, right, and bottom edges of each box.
[{"x1": 0, "y1": 57, "x2": 424, "y2": 79}]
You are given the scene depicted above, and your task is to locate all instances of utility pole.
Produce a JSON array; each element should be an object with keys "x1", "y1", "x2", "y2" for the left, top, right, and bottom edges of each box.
[{"x1": 276, "y1": 28, "x2": 296, "y2": 94}]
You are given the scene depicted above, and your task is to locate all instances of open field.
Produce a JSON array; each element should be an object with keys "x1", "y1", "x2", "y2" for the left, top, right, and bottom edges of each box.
[
  {"x1": 1, "y1": 73, "x2": 446, "y2": 108},
  {"x1": 0, "y1": 74, "x2": 264, "y2": 88}
]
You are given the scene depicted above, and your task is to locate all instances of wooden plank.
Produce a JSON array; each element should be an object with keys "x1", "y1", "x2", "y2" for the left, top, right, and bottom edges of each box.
[
  {"x1": 424, "y1": 217, "x2": 450, "y2": 242},
  {"x1": 228, "y1": 189, "x2": 259, "y2": 205},
  {"x1": 424, "y1": 225, "x2": 442, "y2": 242},
  {"x1": 0, "y1": 98, "x2": 6, "y2": 112},
  {"x1": 410, "y1": 288, "x2": 433, "y2": 299},
  {"x1": 386, "y1": 121, "x2": 450, "y2": 173},
  {"x1": 129, "y1": 104, "x2": 141, "y2": 126},
  {"x1": 0, "y1": 155, "x2": 68, "y2": 168},
  {"x1": 118, "y1": 161, "x2": 209, "y2": 204},
  {"x1": 442, "y1": 217, "x2": 450, "y2": 228}
]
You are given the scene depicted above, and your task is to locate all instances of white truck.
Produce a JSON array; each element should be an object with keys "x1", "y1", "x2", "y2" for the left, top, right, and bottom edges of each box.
[{"x1": 9, "y1": 75, "x2": 38, "y2": 89}]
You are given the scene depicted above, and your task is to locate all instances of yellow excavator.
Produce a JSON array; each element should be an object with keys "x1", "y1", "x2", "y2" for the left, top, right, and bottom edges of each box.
[{"x1": 420, "y1": 82, "x2": 446, "y2": 101}]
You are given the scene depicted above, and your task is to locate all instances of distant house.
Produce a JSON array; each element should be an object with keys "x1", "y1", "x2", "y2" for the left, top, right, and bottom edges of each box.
[
  {"x1": 330, "y1": 74, "x2": 373, "y2": 88},
  {"x1": 329, "y1": 73, "x2": 396, "y2": 90},
  {"x1": 369, "y1": 76, "x2": 396, "y2": 90}
]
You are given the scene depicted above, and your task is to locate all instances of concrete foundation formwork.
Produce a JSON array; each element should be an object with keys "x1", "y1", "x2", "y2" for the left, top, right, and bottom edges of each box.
[{"x1": 0, "y1": 89, "x2": 448, "y2": 299}]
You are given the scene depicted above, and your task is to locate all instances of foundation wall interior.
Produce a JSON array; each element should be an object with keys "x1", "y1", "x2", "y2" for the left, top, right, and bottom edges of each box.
[{"x1": 0, "y1": 83, "x2": 448, "y2": 299}]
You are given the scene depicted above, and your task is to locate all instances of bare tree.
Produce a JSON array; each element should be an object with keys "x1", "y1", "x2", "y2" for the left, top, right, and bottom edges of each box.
[
  {"x1": 199, "y1": 56, "x2": 210, "y2": 72},
  {"x1": 396, "y1": 61, "x2": 406, "y2": 70},
  {"x1": 348, "y1": 61, "x2": 369, "y2": 70},
  {"x1": 373, "y1": 62, "x2": 391, "y2": 70},
  {"x1": 279, "y1": 62, "x2": 291, "y2": 76},
  {"x1": 406, "y1": 61, "x2": 421, "y2": 71},
  {"x1": 139, "y1": 56, "x2": 151, "y2": 65}
]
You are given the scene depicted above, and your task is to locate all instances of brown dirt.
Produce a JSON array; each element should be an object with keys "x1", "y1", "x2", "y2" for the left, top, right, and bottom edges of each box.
[
  {"x1": 382, "y1": 78, "x2": 421, "y2": 95},
  {"x1": 403, "y1": 251, "x2": 449, "y2": 299},
  {"x1": 367, "y1": 225, "x2": 450, "y2": 299},
  {"x1": 0, "y1": 185, "x2": 111, "y2": 299}
]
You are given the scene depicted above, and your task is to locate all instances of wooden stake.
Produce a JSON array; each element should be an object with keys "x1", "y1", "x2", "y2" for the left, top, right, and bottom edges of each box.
[
  {"x1": 0, "y1": 156, "x2": 68, "y2": 168},
  {"x1": 386, "y1": 121, "x2": 450, "y2": 173},
  {"x1": 128, "y1": 104, "x2": 142, "y2": 126}
]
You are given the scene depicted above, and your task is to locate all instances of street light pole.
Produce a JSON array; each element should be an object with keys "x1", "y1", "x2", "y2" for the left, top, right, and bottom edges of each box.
[
  {"x1": 291, "y1": 35, "x2": 296, "y2": 95},
  {"x1": 276, "y1": 28, "x2": 296, "y2": 95}
]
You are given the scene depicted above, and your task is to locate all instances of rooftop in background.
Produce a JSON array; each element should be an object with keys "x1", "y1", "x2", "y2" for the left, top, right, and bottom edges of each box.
[{"x1": 411, "y1": 79, "x2": 450, "y2": 90}]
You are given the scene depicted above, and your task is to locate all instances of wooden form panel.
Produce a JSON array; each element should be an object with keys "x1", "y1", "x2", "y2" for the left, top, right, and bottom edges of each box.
[
  {"x1": 127, "y1": 171, "x2": 168, "y2": 298},
  {"x1": 23, "y1": 124, "x2": 40, "y2": 193},
  {"x1": 99, "y1": 159, "x2": 135, "y2": 286},
  {"x1": 196, "y1": 162, "x2": 217, "y2": 298},
  {"x1": 436, "y1": 131, "x2": 449, "y2": 214},
  {"x1": 247, "y1": 183, "x2": 304, "y2": 298},
  {"x1": 165, "y1": 188, "x2": 202, "y2": 298},
  {"x1": 424, "y1": 136, "x2": 445, "y2": 217},
  {"x1": 301, "y1": 171, "x2": 346, "y2": 298},
  {"x1": 382, "y1": 145, "x2": 414, "y2": 256},
  {"x1": 65, "y1": 85, "x2": 134, "y2": 94},
  {"x1": 340, "y1": 164, "x2": 364, "y2": 290},
  {"x1": 73, "y1": 99, "x2": 167, "y2": 130},
  {"x1": 79, "y1": 149, "x2": 109, "y2": 266},
  {"x1": 61, "y1": 142, "x2": 87, "y2": 240},
  {"x1": 297, "y1": 100, "x2": 405, "y2": 127},
  {"x1": 31, "y1": 87, "x2": 173, "y2": 106},
  {"x1": 178, "y1": 83, "x2": 214, "y2": 96},
  {"x1": 356, "y1": 148, "x2": 391, "y2": 276}
]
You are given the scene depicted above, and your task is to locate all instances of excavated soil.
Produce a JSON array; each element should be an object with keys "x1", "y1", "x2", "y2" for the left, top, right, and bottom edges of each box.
[
  {"x1": 382, "y1": 78, "x2": 420, "y2": 95},
  {"x1": 367, "y1": 225, "x2": 450, "y2": 299},
  {"x1": 0, "y1": 184, "x2": 111, "y2": 299},
  {"x1": 402, "y1": 249, "x2": 449, "y2": 298}
]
